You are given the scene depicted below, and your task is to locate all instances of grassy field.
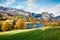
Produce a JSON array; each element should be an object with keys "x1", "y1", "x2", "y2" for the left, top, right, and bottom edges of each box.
[{"x1": 0, "y1": 28, "x2": 60, "y2": 40}]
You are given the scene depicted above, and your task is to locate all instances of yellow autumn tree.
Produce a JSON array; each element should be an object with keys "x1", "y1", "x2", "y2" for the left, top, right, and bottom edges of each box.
[
  {"x1": 33, "y1": 18, "x2": 37, "y2": 28},
  {"x1": 29, "y1": 18, "x2": 35, "y2": 23},
  {"x1": 1, "y1": 21, "x2": 9, "y2": 31},
  {"x1": 15, "y1": 19, "x2": 26, "y2": 29},
  {"x1": 44, "y1": 20, "x2": 48, "y2": 26},
  {"x1": 14, "y1": 19, "x2": 21, "y2": 29},
  {"x1": 21, "y1": 19, "x2": 26, "y2": 29},
  {"x1": 50, "y1": 21, "x2": 58, "y2": 27},
  {"x1": 29, "y1": 18, "x2": 37, "y2": 28}
]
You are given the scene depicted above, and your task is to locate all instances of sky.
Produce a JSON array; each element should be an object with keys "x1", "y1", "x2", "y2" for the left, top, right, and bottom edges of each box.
[{"x1": 0, "y1": 0, "x2": 60, "y2": 16}]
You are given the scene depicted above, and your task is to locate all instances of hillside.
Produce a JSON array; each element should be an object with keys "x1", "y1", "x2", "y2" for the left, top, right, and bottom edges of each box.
[{"x1": 0, "y1": 28, "x2": 60, "y2": 40}]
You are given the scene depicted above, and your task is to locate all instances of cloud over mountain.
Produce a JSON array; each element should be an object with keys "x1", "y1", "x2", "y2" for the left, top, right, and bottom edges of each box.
[{"x1": 0, "y1": 0, "x2": 60, "y2": 16}]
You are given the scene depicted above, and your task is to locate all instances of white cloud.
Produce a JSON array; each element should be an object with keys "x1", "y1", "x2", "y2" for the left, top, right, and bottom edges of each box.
[
  {"x1": 12, "y1": 0, "x2": 35, "y2": 11},
  {"x1": 24, "y1": 0, "x2": 37, "y2": 12},
  {"x1": 0, "y1": 0, "x2": 60, "y2": 16},
  {"x1": 0, "y1": 0, "x2": 15, "y2": 7},
  {"x1": 14, "y1": 6, "x2": 23, "y2": 9},
  {"x1": 5, "y1": 0, "x2": 15, "y2": 6},
  {"x1": 36, "y1": 4, "x2": 60, "y2": 16},
  {"x1": 23, "y1": 0, "x2": 60, "y2": 16}
]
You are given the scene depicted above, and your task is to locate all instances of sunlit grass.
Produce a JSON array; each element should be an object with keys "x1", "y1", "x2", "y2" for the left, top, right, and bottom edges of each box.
[
  {"x1": 0, "y1": 27, "x2": 51, "y2": 35},
  {"x1": 0, "y1": 27, "x2": 60, "y2": 40},
  {"x1": 0, "y1": 26, "x2": 59, "y2": 35},
  {"x1": 0, "y1": 28, "x2": 41, "y2": 35}
]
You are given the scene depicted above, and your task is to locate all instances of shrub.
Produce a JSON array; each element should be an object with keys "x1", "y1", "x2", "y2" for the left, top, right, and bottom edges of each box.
[{"x1": 1, "y1": 21, "x2": 9, "y2": 31}]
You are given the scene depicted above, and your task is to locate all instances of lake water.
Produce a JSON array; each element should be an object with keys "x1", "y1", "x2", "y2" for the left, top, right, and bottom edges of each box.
[{"x1": 26, "y1": 23, "x2": 44, "y2": 29}]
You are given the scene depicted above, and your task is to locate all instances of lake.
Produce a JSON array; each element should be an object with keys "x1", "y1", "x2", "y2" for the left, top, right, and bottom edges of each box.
[{"x1": 26, "y1": 23, "x2": 44, "y2": 29}]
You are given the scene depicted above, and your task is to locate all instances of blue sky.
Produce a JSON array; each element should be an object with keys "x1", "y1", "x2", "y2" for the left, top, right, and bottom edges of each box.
[{"x1": 0, "y1": 0, "x2": 60, "y2": 16}]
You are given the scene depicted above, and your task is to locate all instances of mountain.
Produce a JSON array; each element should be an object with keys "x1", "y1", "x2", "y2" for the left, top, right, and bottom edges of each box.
[
  {"x1": 0, "y1": 6, "x2": 25, "y2": 12},
  {"x1": 0, "y1": 6, "x2": 29, "y2": 15},
  {"x1": 56, "y1": 16, "x2": 60, "y2": 19},
  {"x1": 0, "y1": 6, "x2": 57, "y2": 20},
  {"x1": 49, "y1": 13, "x2": 55, "y2": 18},
  {"x1": 41, "y1": 12, "x2": 51, "y2": 20}
]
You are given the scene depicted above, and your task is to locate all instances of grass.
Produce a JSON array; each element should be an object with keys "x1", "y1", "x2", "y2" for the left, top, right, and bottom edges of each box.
[{"x1": 0, "y1": 28, "x2": 60, "y2": 40}]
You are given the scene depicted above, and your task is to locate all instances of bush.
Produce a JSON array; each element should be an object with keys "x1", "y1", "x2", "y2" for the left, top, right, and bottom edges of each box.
[
  {"x1": 1, "y1": 21, "x2": 10, "y2": 31},
  {"x1": 15, "y1": 19, "x2": 26, "y2": 29}
]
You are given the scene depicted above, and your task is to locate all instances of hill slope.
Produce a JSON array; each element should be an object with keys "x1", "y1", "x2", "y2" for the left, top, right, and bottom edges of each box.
[{"x1": 0, "y1": 28, "x2": 60, "y2": 40}]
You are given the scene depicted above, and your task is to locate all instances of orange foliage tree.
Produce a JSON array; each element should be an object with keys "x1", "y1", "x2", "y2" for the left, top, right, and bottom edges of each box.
[
  {"x1": 50, "y1": 21, "x2": 58, "y2": 27},
  {"x1": 29, "y1": 17, "x2": 37, "y2": 28},
  {"x1": 15, "y1": 19, "x2": 26, "y2": 29},
  {"x1": 1, "y1": 21, "x2": 9, "y2": 31},
  {"x1": 44, "y1": 20, "x2": 48, "y2": 26}
]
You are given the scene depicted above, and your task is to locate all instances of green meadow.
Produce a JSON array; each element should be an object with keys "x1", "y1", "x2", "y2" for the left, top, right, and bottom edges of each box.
[{"x1": 0, "y1": 28, "x2": 60, "y2": 40}]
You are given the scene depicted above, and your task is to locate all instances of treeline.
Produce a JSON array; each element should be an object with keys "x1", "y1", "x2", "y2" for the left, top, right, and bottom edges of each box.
[
  {"x1": 0, "y1": 14, "x2": 39, "y2": 31},
  {"x1": 0, "y1": 13, "x2": 60, "y2": 31}
]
